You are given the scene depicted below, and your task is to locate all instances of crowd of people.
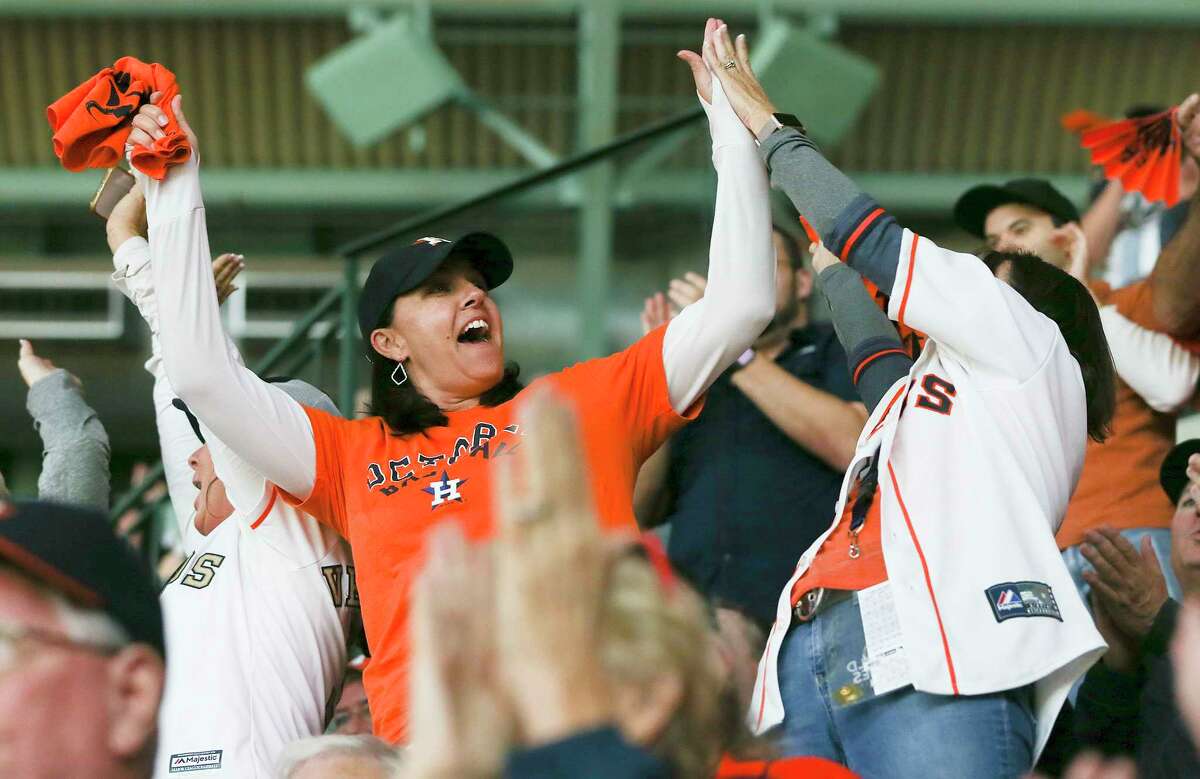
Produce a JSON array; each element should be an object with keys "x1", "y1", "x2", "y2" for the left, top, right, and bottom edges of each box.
[{"x1": 5, "y1": 16, "x2": 1200, "y2": 779}]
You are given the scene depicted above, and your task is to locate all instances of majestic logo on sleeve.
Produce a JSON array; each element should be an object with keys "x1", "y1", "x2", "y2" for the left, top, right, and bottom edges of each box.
[
  {"x1": 985, "y1": 581, "x2": 1062, "y2": 623},
  {"x1": 423, "y1": 472, "x2": 467, "y2": 509},
  {"x1": 169, "y1": 750, "x2": 222, "y2": 773}
]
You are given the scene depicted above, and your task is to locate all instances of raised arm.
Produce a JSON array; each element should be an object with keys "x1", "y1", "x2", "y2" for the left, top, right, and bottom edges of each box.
[
  {"x1": 808, "y1": 250, "x2": 914, "y2": 415},
  {"x1": 1147, "y1": 95, "x2": 1200, "y2": 337},
  {"x1": 19, "y1": 341, "x2": 111, "y2": 511},
  {"x1": 660, "y1": 21, "x2": 775, "y2": 414},
  {"x1": 1100, "y1": 305, "x2": 1200, "y2": 412},
  {"x1": 702, "y1": 22, "x2": 1059, "y2": 381},
  {"x1": 127, "y1": 94, "x2": 317, "y2": 500},
  {"x1": 108, "y1": 195, "x2": 266, "y2": 533}
]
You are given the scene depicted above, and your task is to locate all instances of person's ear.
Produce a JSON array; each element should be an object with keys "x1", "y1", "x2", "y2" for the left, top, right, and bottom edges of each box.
[
  {"x1": 794, "y1": 268, "x2": 813, "y2": 300},
  {"x1": 618, "y1": 672, "x2": 684, "y2": 746},
  {"x1": 370, "y1": 327, "x2": 410, "y2": 364},
  {"x1": 106, "y1": 644, "x2": 165, "y2": 759}
]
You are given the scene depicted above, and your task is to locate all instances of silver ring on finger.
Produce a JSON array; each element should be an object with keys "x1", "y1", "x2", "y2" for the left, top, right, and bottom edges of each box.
[{"x1": 722, "y1": 60, "x2": 737, "y2": 70}]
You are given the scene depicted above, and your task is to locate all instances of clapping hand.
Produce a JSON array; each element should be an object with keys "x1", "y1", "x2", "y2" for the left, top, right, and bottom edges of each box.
[
  {"x1": 640, "y1": 273, "x2": 707, "y2": 335},
  {"x1": 408, "y1": 521, "x2": 511, "y2": 779},
  {"x1": 1049, "y1": 222, "x2": 1090, "y2": 283},
  {"x1": 211, "y1": 253, "x2": 244, "y2": 305},
  {"x1": 1176, "y1": 93, "x2": 1200, "y2": 161},
  {"x1": 493, "y1": 390, "x2": 614, "y2": 746},
  {"x1": 1081, "y1": 526, "x2": 1169, "y2": 641}
]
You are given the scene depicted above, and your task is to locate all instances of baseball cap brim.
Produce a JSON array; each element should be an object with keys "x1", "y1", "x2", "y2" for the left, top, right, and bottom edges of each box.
[
  {"x1": 357, "y1": 231, "x2": 513, "y2": 340},
  {"x1": 0, "y1": 501, "x2": 165, "y2": 656},
  {"x1": 1160, "y1": 439, "x2": 1200, "y2": 506},
  {"x1": 953, "y1": 185, "x2": 1032, "y2": 239}
]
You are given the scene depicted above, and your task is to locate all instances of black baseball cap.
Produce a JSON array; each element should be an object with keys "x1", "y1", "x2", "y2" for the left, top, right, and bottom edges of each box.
[
  {"x1": 953, "y1": 179, "x2": 1081, "y2": 239},
  {"x1": 0, "y1": 500, "x2": 165, "y2": 657},
  {"x1": 357, "y1": 233, "x2": 513, "y2": 342},
  {"x1": 1160, "y1": 439, "x2": 1200, "y2": 506}
]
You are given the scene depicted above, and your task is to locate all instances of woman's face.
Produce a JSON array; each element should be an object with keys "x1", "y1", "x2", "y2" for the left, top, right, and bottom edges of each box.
[{"x1": 376, "y1": 256, "x2": 506, "y2": 404}]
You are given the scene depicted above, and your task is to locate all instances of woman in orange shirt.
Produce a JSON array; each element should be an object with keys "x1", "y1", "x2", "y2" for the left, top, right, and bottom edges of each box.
[{"x1": 124, "y1": 18, "x2": 776, "y2": 743}]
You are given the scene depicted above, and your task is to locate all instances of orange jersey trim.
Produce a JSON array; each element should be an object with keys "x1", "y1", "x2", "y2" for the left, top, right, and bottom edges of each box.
[
  {"x1": 897, "y1": 234, "x2": 920, "y2": 328},
  {"x1": 755, "y1": 620, "x2": 779, "y2": 731},
  {"x1": 868, "y1": 383, "x2": 908, "y2": 438},
  {"x1": 887, "y1": 460, "x2": 959, "y2": 694},
  {"x1": 840, "y1": 207, "x2": 885, "y2": 262},
  {"x1": 249, "y1": 487, "x2": 278, "y2": 530},
  {"x1": 852, "y1": 348, "x2": 909, "y2": 385}
]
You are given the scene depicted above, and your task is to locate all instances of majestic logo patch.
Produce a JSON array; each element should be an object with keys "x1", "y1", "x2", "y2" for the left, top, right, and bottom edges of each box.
[
  {"x1": 985, "y1": 581, "x2": 1062, "y2": 623},
  {"x1": 169, "y1": 750, "x2": 223, "y2": 773},
  {"x1": 423, "y1": 471, "x2": 467, "y2": 509}
]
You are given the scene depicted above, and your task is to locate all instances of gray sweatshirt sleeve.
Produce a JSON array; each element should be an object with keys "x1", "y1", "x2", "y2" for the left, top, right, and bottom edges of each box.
[
  {"x1": 27, "y1": 370, "x2": 111, "y2": 511},
  {"x1": 759, "y1": 128, "x2": 904, "y2": 294},
  {"x1": 817, "y1": 263, "x2": 914, "y2": 413}
]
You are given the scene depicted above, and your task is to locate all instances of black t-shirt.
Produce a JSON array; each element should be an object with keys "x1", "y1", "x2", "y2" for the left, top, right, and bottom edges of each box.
[{"x1": 664, "y1": 323, "x2": 857, "y2": 626}]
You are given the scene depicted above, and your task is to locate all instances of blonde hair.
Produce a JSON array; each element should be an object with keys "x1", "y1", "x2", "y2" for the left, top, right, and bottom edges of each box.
[{"x1": 598, "y1": 553, "x2": 727, "y2": 778}]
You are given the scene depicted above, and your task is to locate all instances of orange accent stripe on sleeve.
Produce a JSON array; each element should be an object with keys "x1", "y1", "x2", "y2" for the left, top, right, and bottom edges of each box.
[
  {"x1": 887, "y1": 461, "x2": 959, "y2": 694},
  {"x1": 250, "y1": 487, "x2": 278, "y2": 530},
  {"x1": 852, "y1": 348, "x2": 909, "y2": 385},
  {"x1": 755, "y1": 620, "x2": 780, "y2": 730},
  {"x1": 867, "y1": 383, "x2": 908, "y2": 438},
  {"x1": 839, "y1": 207, "x2": 885, "y2": 262},
  {"x1": 897, "y1": 234, "x2": 919, "y2": 328}
]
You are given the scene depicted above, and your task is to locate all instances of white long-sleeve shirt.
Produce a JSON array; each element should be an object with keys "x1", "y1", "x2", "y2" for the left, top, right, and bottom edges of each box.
[
  {"x1": 137, "y1": 77, "x2": 774, "y2": 509},
  {"x1": 112, "y1": 237, "x2": 355, "y2": 777}
]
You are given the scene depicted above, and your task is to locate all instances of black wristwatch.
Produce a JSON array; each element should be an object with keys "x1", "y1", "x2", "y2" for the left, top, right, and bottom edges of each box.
[{"x1": 754, "y1": 112, "x2": 806, "y2": 144}]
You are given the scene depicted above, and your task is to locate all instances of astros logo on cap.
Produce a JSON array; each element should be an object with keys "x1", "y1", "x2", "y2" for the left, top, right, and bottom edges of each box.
[{"x1": 413, "y1": 237, "x2": 450, "y2": 246}]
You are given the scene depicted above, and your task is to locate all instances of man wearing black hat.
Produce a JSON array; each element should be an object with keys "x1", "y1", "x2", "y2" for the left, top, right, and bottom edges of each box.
[
  {"x1": 125, "y1": 46, "x2": 776, "y2": 742},
  {"x1": 954, "y1": 178, "x2": 1200, "y2": 611},
  {"x1": 1072, "y1": 440, "x2": 1200, "y2": 776},
  {"x1": 0, "y1": 500, "x2": 164, "y2": 778}
]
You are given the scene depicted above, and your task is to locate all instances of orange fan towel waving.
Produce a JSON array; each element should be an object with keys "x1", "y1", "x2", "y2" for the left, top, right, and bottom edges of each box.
[
  {"x1": 47, "y1": 56, "x2": 190, "y2": 179},
  {"x1": 1070, "y1": 107, "x2": 1184, "y2": 207}
]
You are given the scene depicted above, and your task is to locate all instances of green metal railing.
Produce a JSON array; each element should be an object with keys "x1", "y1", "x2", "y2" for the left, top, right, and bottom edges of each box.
[{"x1": 108, "y1": 104, "x2": 706, "y2": 565}]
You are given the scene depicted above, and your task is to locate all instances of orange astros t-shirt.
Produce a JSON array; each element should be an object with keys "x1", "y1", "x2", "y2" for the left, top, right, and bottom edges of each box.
[
  {"x1": 1058, "y1": 279, "x2": 1200, "y2": 549},
  {"x1": 282, "y1": 325, "x2": 696, "y2": 743}
]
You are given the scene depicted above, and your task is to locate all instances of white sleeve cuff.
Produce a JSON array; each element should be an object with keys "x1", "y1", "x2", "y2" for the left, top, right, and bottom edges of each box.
[{"x1": 701, "y1": 78, "x2": 756, "y2": 154}]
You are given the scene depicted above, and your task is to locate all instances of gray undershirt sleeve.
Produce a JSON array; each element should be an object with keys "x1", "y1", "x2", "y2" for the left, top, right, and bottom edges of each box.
[
  {"x1": 817, "y1": 263, "x2": 914, "y2": 413},
  {"x1": 758, "y1": 129, "x2": 861, "y2": 236},
  {"x1": 27, "y1": 369, "x2": 111, "y2": 511},
  {"x1": 758, "y1": 128, "x2": 903, "y2": 294}
]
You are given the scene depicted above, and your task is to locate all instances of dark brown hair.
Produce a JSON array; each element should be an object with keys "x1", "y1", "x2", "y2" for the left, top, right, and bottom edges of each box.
[
  {"x1": 982, "y1": 251, "x2": 1116, "y2": 442},
  {"x1": 365, "y1": 307, "x2": 523, "y2": 435}
]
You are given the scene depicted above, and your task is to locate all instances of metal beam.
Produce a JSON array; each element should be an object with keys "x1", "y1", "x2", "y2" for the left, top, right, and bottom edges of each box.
[
  {"x1": 574, "y1": 0, "x2": 620, "y2": 360},
  {"x1": 621, "y1": 171, "x2": 1094, "y2": 216},
  {"x1": 0, "y1": 169, "x2": 559, "y2": 211},
  {"x1": 5, "y1": 0, "x2": 1199, "y2": 23},
  {"x1": 0, "y1": 167, "x2": 1092, "y2": 215}
]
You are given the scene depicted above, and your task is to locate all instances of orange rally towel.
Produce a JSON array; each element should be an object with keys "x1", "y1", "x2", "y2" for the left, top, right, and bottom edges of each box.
[{"x1": 47, "y1": 57, "x2": 190, "y2": 180}]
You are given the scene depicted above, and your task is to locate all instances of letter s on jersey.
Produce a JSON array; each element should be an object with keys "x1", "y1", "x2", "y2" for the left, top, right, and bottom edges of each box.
[
  {"x1": 914, "y1": 374, "x2": 956, "y2": 416},
  {"x1": 180, "y1": 553, "x2": 226, "y2": 589}
]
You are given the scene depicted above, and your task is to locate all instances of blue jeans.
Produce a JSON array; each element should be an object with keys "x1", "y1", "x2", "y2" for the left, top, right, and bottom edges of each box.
[
  {"x1": 776, "y1": 595, "x2": 1036, "y2": 779},
  {"x1": 1060, "y1": 527, "x2": 1182, "y2": 605}
]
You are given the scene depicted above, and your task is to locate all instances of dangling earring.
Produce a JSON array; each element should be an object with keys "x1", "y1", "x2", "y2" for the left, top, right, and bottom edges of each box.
[{"x1": 391, "y1": 361, "x2": 408, "y2": 386}]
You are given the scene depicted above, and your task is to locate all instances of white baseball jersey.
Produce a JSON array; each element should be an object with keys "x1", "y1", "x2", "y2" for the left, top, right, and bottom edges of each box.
[
  {"x1": 112, "y1": 237, "x2": 356, "y2": 778},
  {"x1": 750, "y1": 229, "x2": 1105, "y2": 759},
  {"x1": 156, "y1": 477, "x2": 354, "y2": 778}
]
